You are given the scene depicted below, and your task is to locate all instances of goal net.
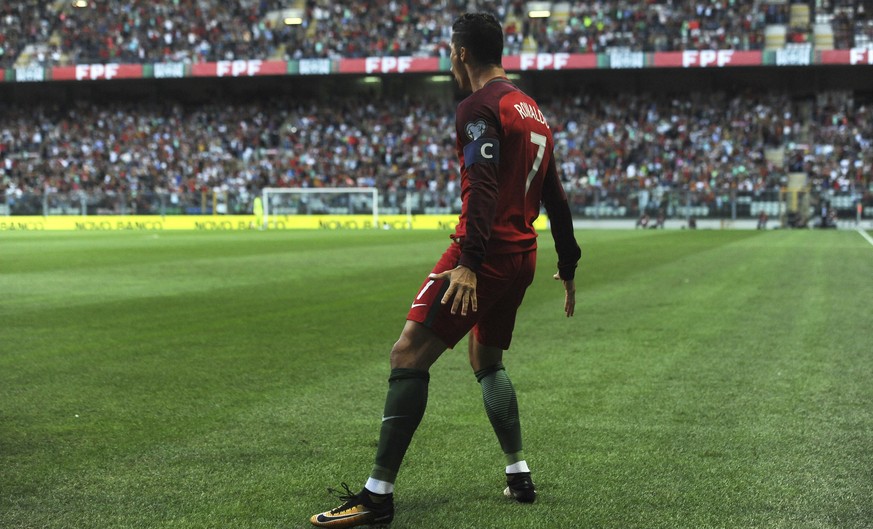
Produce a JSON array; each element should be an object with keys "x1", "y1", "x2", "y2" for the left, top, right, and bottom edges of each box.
[{"x1": 260, "y1": 187, "x2": 380, "y2": 229}]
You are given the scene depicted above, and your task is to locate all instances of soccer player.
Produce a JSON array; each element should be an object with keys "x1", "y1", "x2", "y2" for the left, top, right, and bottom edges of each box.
[{"x1": 310, "y1": 12, "x2": 581, "y2": 528}]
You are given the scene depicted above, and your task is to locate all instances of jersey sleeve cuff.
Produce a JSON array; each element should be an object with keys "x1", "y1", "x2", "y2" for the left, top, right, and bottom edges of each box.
[
  {"x1": 558, "y1": 263, "x2": 577, "y2": 281},
  {"x1": 458, "y1": 253, "x2": 482, "y2": 273}
]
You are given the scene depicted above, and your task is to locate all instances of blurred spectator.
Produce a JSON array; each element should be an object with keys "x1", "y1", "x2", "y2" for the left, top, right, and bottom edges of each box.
[
  {"x1": 757, "y1": 210, "x2": 769, "y2": 229},
  {"x1": 635, "y1": 213, "x2": 649, "y2": 228}
]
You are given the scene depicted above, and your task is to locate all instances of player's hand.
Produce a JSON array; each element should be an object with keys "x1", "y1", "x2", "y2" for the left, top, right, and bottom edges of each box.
[
  {"x1": 553, "y1": 273, "x2": 576, "y2": 317},
  {"x1": 429, "y1": 265, "x2": 478, "y2": 316}
]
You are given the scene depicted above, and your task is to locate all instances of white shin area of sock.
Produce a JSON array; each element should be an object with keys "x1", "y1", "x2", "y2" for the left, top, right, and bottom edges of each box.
[
  {"x1": 505, "y1": 460, "x2": 530, "y2": 474},
  {"x1": 365, "y1": 477, "x2": 394, "y2": 495}
]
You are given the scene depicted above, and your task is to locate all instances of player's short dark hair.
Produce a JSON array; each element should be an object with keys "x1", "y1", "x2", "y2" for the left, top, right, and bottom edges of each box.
[{"x1": 451, "y1": 13, "x2": 503, "y2": 67}]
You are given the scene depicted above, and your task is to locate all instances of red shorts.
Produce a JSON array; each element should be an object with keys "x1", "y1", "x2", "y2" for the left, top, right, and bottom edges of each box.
[{"x1": 406, "y1": 242, "x2": 536, "y2": 350}]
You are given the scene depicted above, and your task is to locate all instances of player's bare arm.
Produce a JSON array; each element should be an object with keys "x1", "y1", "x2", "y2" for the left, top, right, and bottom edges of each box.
[{"x1": 429, "y1": 265, "x2": 478, "y2": 316}]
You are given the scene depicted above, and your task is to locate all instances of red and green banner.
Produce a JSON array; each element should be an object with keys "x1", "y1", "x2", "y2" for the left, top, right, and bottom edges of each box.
[
  {"x1": 51, "y1": 64, "x2": 144, "y2": 81},
  {"x1": 503, "y1": 53, "x2": 599, "y2": 70},
  {"x1": 3, "y1": 49, "x2": 872, "y2": 83},
  {"x1": 653, "y1": 50, "x2": 762, "y2": 68},
  {"x1": 190, "y1": 59, "x2": 288, "y2": 77},
  {"x1": 336, "y1": 56, "x2": 443, "y2": 74}
]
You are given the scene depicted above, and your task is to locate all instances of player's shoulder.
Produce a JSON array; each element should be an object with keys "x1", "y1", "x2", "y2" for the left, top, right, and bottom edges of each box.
[
  {"x1": 457, "y1": 81, "x2": 520, "y2": 122},
  {"x1": 499, "y1": 84, "x2": 541, "y2": 110}
]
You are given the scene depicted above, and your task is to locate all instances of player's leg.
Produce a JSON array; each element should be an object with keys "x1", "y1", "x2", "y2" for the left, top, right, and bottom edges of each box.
[
  {"x1": 368, "y1": 321, "x2": 446, "y2": 491},
  {"x1": 309, "y1": 244, "x2": 531, "y2": 525},
  {"x1": 365, "y1": 242, "x2": 472, "y2": 493},
  {"x1": 311, "y1": 244, "x2": 469, "y2": 527},
  {"x1": 310, "y1": 322, "x2": 446, "y2": 528},
  {"x1": 470, "y1": 338, "x2": 536, "y2": 503},
  {"x1": 470, "y1": 250, "x2": 537, "y2": 503},
  {"x1": 470, "y1": 338, "x2": 521, "y2": 461}
]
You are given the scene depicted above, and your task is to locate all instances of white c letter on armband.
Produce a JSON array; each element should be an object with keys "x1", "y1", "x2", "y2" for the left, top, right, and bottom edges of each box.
[{"x1": 480, "y1": 142, "x2": 494, "y2": 159}]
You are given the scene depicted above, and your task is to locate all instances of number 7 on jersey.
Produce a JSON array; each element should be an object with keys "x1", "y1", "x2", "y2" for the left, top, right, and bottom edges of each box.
[{"x1": 526, "y1": 131, "x2": 547, "y2": 194}]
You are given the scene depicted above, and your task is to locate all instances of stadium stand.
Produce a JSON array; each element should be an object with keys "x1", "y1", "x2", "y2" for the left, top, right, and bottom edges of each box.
[
  {"x1": 3, "y1": 1, "x2": 873, "y2": 67},
  {"x1": 2, "y1": 90, "x2": 870, "y2": 218}
]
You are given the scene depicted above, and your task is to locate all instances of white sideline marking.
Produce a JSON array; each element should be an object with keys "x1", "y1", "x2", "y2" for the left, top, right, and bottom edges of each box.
[{"x1": 857, "y1": 227, "x2": 873, "y2": 248}]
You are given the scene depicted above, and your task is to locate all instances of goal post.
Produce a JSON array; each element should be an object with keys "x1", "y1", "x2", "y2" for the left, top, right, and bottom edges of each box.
[{"x1": 260, "y1": 187, "x2": 380, "y2": 229}]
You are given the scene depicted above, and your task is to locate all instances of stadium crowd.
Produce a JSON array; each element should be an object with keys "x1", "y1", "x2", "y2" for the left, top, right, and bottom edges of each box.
[
  {"x1": 2, "y1": 91, "x2": 870, "y2": 214},
  {"x1": 2, "y1": 0, "x2": 872, "y2": 68}
]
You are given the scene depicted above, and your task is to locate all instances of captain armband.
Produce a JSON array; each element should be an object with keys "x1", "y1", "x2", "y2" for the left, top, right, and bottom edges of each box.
[{"x1": 463, "y1": 137, "x2": 500, "y2": 168}]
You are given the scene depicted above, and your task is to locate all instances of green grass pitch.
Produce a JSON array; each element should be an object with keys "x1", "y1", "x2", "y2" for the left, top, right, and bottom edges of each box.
[{"x1": 1, "y1": 228, "x2": 872, "y2": 529}]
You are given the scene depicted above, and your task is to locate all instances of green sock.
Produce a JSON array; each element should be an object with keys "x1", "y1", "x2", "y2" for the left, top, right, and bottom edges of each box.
[
  {"x1": 371, "y1": 368, "x2": 429, "y2": 483},
  {"x1": 476, "y1": 363, "x2": 524, "y2": 465}
]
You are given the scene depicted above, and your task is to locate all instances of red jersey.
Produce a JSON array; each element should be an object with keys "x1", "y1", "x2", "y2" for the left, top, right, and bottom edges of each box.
[{"x1": 453, "y1": 78, "x2": 579, "y2": 279}]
